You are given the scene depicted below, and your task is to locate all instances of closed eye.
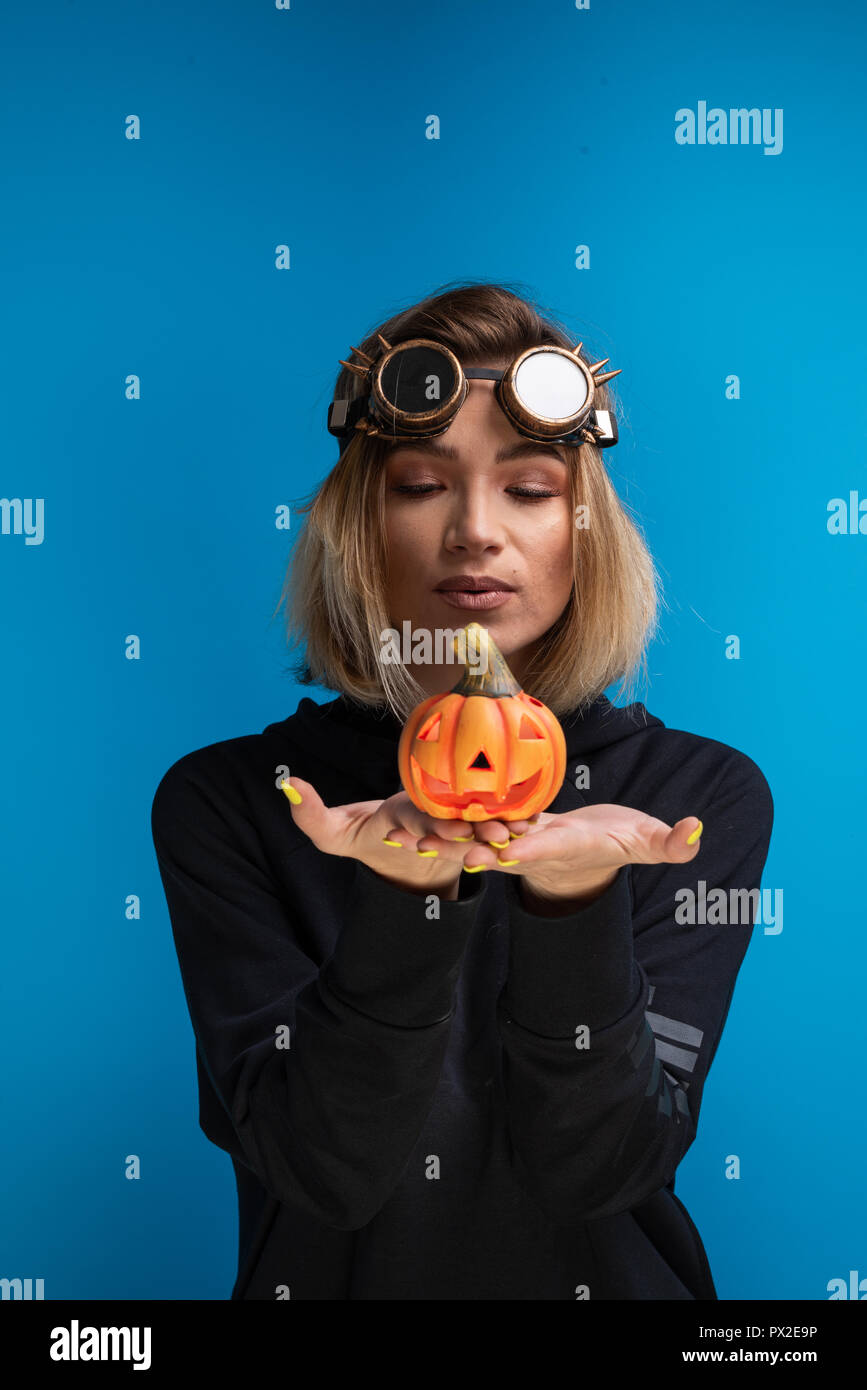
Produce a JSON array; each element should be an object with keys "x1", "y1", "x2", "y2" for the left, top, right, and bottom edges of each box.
[{"x1": 391, "y1": 484, "x2": 561, "y2": 501}]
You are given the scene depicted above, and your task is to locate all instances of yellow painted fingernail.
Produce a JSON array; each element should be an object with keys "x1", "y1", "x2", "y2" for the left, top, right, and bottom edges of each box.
[
  {"x1": 281, "y1": 781, "x2": 302, "y2": 805},
  {"x1": 382, "y1": 837, "x2": 403, "y2": 847},
  {"x1": 508, "y1": 831, "x2": 525, "y2": 839},
  {"x1": 417, "y1": 849, "x2": 439, "y2": 857},
  {"x1": 453, "y1": 834, "x2": 474, "y2": 842},
  {"x1": 497, "y1": 858, "x2": 520, "y2": 867},
  {"x1": 463, "y1": 864, "x2": 488, "y2": 873},
  {"x1": 489, "y1": 839, "x2": 509, "y2": 849},
  {"x1": 686, "y1": 820, "x2": 703, "y2": 846}
]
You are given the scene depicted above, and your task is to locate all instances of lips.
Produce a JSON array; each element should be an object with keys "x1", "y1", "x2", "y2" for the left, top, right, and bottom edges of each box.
[
  {"x1": 435, "y1": 588, "x2": 515, "y2": 610},
  {"x1": 434, "y1": 575, "x2": 515, "y2": 593}
]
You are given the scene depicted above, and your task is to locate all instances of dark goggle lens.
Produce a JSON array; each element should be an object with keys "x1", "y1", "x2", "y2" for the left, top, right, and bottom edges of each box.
[{"x1": 379, "y1": 345, "x2": 458, "y2": 415}]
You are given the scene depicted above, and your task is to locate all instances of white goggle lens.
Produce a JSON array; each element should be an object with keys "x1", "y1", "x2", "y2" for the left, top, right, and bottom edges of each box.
[{"x1": 513, "y1": 353, "x2": 588, "y2": 421}]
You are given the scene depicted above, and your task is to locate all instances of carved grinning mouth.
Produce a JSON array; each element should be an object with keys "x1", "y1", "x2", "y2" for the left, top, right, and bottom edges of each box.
[{"x1": 416, "y1": 764, "x2": 543, "y2": 809}]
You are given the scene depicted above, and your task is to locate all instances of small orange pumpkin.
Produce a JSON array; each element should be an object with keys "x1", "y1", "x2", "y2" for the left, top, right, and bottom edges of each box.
[{"x1": 397, "y1": 622, "x2": 567, "y2": 822}]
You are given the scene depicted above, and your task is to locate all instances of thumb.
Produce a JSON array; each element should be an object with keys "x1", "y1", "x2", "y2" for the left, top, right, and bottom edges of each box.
[
  {"x1": 279, "y1": 775, "x2": 336, "y2": 852},
  {"x1": 664, "y1": 816, "x2": 704, "y2": 862}
]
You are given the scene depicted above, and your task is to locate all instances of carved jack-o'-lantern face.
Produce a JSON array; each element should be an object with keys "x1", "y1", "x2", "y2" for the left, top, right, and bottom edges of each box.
[{"x1": 398, "y1": 625, "x2": 566, "y2": 822}]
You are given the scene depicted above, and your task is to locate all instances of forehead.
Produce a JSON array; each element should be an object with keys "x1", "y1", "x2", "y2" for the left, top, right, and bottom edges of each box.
[{"x1": 385, "y1": 436, "x2": 569, "y2": 465}]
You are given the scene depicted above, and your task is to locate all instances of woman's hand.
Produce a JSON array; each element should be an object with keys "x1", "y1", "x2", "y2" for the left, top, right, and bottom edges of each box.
[
  {"x1": 280, "y1": 776, "x2": 535, "y2": 901},
  {"x1": 413, "y1": 803, "x2": 704, "y2": 914}
]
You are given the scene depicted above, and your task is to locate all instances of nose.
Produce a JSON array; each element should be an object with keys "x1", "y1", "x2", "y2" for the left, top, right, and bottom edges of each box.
[{"x1": 442, "y1": 483, "x2": 506, "y2": 553}]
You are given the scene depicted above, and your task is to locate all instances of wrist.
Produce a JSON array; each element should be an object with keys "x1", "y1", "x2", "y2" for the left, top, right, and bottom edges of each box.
[
  {"x1": 368, "y1": 860, "x2": 462, "y2": 901},
  {"x1": 518, "y1": 867, "x2": 620, "y2": 917}
]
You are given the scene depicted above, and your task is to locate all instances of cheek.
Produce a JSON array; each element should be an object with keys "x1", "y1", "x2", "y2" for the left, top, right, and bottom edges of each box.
[
  {"x1": 527, "y1": 507, "x2": 574, "y2": 574},
  {"x1": 386, "y1": 505, "x2": 440, "y2": 555},
  {"x1": 385, "y1": 510, "x2": 429, "y2": 586},
  {"x1": 385, "y1": 506, "x2": 408, "y2": 548}
]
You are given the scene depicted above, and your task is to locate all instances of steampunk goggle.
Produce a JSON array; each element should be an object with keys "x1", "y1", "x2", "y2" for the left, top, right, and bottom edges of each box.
[{"x1": 327, "y1": 336, "x2": 621, "y2": 449}]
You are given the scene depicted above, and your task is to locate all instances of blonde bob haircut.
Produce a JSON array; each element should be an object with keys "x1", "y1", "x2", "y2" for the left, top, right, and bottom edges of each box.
[{"x1": 275, "y1": 281, "x2": 661, "y2": 724}]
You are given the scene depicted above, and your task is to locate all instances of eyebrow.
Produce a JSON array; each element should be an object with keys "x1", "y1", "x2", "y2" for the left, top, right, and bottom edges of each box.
[{"x1": 386, "y1": 438, "x2": 568, "y2": 465}]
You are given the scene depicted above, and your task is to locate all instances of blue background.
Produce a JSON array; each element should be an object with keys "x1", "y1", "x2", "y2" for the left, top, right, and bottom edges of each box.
[{"x1": 2, "y1": 0, "x2": 864, "y2": 1300}]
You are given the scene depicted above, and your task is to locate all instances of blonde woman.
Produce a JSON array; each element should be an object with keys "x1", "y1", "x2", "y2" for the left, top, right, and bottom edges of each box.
[{"x1": 151, "y1": 281, "x2": 773, "y2": 1300}]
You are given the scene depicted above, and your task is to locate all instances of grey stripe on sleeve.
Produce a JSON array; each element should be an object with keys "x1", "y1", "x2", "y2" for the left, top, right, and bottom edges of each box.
[
  {"x1": 646, "y1": 1008, "x2": 704, "y2": 1048},
  {"x1": 653, "y1": 1038, "x2": 700, "y2": 1073}
]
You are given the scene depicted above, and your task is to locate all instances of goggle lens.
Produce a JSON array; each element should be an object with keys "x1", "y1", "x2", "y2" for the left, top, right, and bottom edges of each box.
[
  {"x1": 513, "y1": 351, "x2": 588, "y2": 421},
  {"x1": 379, "y1": 344, "x2": 458, "y2": 413}
]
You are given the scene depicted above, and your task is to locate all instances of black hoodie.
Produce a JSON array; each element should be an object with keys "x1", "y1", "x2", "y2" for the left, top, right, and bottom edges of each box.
[{"x1": 150, "y1": 690, "x2": 774, "y2": 1300}]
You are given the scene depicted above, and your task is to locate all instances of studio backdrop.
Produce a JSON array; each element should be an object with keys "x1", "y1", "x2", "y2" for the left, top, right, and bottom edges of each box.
[{"x1": 2, "y1": 0, "x2": 865, "y2": 1300}]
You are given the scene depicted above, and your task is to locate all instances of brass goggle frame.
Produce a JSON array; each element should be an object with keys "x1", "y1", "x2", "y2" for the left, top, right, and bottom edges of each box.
[{"x1": 327, "y1": 335, "x2": 621, "y2": 449}]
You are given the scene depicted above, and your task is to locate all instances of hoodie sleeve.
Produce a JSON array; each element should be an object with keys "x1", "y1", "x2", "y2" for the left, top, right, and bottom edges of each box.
[
  {"x1": 151, "y1": 754, "x2": 484, "y2": 1232},
  {"x1": 496, "y1": 753, "x2": 774, "y2": 1223}
]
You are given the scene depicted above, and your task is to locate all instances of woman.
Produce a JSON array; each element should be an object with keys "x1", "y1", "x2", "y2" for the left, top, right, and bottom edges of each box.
[{"x1": 151, "y1": 281, "x2": 774, "y2": 1300}]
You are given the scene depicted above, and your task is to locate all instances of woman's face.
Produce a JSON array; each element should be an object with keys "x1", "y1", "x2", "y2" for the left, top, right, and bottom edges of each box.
[{"x1": 383, "y1": 368, "x2": 575, "y2": 697}]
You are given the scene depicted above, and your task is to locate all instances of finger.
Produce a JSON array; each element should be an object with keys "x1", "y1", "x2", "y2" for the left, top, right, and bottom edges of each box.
[
  {"x1": 459, "y1": 839, "x2": 503, "y2": 873},
  {"x1": 597, "y1": 809, "x2": 704, "y2": 865},
  {"x1": 384, "y1": 803, "x2": 477, "y2": 861},
  {"x1": 458, "y1": 809, "x2": 550, "y2": 866},
  {"x1": 463, "y1": 810, "x2": 541, "y2": 845},
  {"x1": 408, "y1": 818, "x2": 515, "y2": 873},
  {"x1": 437, "y1": 814, "x2": 536, "y2": 851},
  {"x1": 626, "y1": 812, "x2": 704, "y2": 863},
  {"x1": 470, "y1": 817, "x2": 518, "y2": 852},
  {"x1": 484, "y1": 817, "x2": 593, "y2": 869},
  {"x1": 380, "y1": 824, "x2": 472, "y2": 856},
  {"x1": 279, "y1": 775, "x2": 352, "y2": 856},
  {"x1": 485, "y1": 810, "x2": 705, "y2": 873},
  {"x1": 509, "y1": 810, "x2": 554, "y2": 837}
]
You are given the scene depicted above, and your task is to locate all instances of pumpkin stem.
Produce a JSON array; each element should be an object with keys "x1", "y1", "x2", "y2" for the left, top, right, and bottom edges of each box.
[{"x1": 450, "y1": 623, "x2": 523, "y2": 698}]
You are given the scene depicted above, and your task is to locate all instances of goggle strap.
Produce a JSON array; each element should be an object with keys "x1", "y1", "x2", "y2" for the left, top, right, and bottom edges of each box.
[{"x1": 327, "y1": 395, "x2": 370, "y2": 436}]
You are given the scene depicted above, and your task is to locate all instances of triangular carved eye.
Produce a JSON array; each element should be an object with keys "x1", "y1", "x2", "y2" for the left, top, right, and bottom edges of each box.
[
  {"x1": 469, "y1": 750, "x2": 492, "y2": 769},
  {"x1": 418, "y1": 713, "x2": 441, "y2": 741},
  {"x1": 518, "y1": 715, "x2": 544, "y2": 739}
]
